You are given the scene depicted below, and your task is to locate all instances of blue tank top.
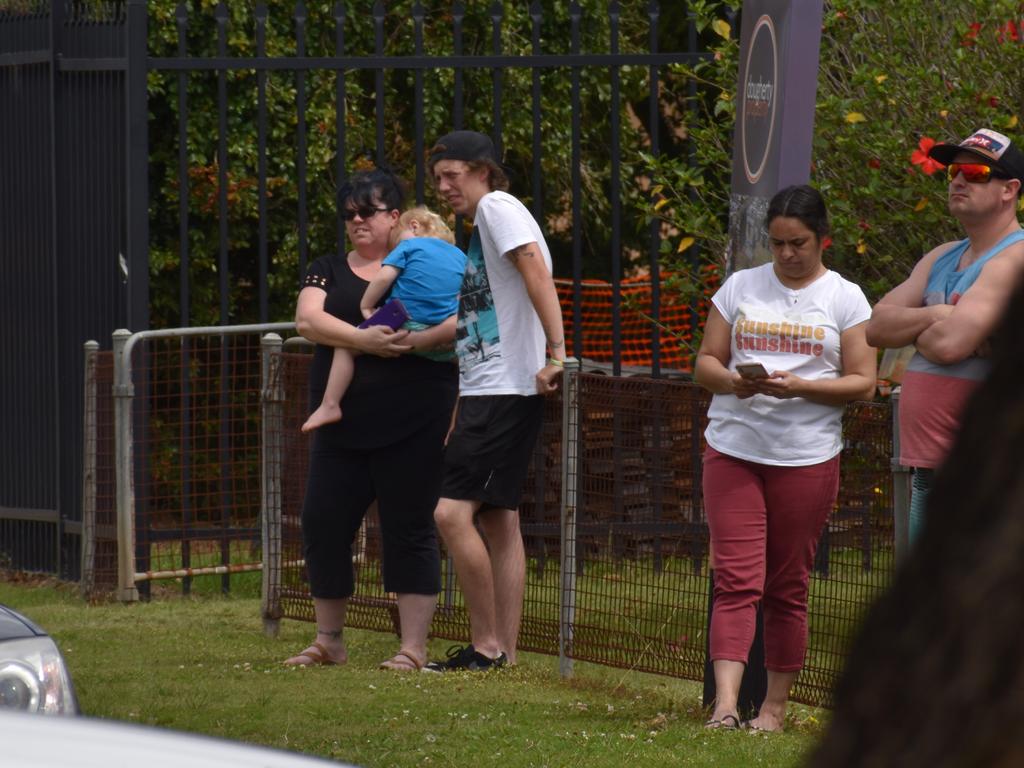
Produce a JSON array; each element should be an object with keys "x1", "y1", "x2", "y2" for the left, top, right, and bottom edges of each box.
[
  {"x1": 901, "y1": 229, "x2": 1024, "y2": 467},
  {"x1": 924, "y1": 230, "x2": 1024, "y2": 306}
]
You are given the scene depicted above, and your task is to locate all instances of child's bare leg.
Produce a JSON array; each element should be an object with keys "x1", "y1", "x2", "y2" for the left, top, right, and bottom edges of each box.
[{"x1": 302, "y1": 347, "x2": 355, "y2": 432}]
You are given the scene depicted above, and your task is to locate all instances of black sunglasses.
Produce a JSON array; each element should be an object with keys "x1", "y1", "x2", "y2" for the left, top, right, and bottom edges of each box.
[{"x1": 342, "y1": 206, "x2": 390, "y2": 221}]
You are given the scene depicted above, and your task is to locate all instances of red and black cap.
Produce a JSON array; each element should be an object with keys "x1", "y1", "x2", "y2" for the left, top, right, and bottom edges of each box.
[{"x1": 928, "y1": 128, "x2": 1024, "y2": 183}]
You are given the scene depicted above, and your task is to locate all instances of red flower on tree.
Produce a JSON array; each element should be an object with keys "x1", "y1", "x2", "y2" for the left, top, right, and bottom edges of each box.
[
  {"x1": 910, "y1": 137, "x2": 945, "y2": 176},
  {"x1": 997, "y1": 19, "x2": 1020, "y2": 43},
  {"x1": 961, "y1": 22, "x2": 982, "y2": 47}
]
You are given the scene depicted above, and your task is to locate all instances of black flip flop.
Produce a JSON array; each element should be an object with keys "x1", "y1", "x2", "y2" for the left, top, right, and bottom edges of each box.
[{"x1": 704, "y1": 714, "x2": 740, "y2": 730}]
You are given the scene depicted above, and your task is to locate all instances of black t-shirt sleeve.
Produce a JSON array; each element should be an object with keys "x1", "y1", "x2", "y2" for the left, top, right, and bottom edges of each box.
[{"x1": 302, "y1": 257, "x2": 331, "y2": 291}]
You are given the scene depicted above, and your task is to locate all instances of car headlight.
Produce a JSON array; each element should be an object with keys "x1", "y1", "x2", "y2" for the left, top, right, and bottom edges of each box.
[{"x1": 0, "y1": 637, "x2": 78, "y2": 715}]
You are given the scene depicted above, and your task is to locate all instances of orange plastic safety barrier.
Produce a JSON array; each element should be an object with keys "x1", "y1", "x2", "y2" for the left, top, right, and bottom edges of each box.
[{"x1": 554, "y1": 268, "x2": 719, "y2": 371}]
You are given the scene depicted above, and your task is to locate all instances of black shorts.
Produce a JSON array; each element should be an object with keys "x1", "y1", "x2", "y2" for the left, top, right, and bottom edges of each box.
[{"x1": 441, "y1": 394, "x2": 545, "y2": 510}]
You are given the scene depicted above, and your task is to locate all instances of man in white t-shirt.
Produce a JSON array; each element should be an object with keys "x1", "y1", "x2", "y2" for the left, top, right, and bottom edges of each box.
[{"x1": 424, "y1": 130, "x2": 566, "y2": 672}]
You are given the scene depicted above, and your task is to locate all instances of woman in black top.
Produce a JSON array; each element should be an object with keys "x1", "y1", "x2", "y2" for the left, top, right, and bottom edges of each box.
[{"x1": 285, "y1": 168, "x2": 458, "y2": 671}]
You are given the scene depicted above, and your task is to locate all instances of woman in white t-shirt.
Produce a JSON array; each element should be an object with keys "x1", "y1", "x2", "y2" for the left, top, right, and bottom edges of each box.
[{"x1": 695, "y1": 185, "x2": 877, "y2": 732}]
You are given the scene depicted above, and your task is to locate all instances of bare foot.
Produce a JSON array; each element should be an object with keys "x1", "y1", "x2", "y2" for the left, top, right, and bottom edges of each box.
[
  {"x1": 746, "y1": 710, "x2": 785, "y2": 732},
  {"x1": 301, "y1": 403, "x2": 342, "y2": 433},
  {"x1": 283, "y1": 640, "x2": 347, "y2": 666}
]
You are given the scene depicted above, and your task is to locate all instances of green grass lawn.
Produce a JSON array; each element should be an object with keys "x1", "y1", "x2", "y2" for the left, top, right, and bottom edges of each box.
[
  {"x1": 130, "y1": 543, "x2": 884, "y2": 699},
  {"x1": 1, "y1": 576, "x2": 825, "y2": 767}
]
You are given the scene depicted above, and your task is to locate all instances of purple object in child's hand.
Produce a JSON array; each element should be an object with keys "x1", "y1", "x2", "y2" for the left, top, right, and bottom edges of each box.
[{"x1": 357, "y1": 298, "x2": 410, "y2": 331}]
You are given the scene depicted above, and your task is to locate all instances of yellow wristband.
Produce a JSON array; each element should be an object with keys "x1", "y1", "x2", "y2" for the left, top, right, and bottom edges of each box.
[{"x1": 547, "y1": 358, "x2": 564, "y2": 367}]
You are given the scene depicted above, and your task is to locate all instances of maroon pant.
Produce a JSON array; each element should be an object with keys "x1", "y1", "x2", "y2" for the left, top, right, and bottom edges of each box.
[{"x1": 703, "y1": 446, "x2": 839, "y2": 672}]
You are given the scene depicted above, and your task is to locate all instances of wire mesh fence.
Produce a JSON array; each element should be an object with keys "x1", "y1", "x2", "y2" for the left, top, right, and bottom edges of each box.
[
  {"x1": 81, "y1": 329, "x2": 894, "y2": 707},
  {"x1": 269, "y1": 352, "x2": 894, "y2": 708},
  {"x1": 84, "y1": 327, "x2": 294, "y2": 598},
  {"x1": 132, "y1": 333, "x2": 265, "y2": 589}
]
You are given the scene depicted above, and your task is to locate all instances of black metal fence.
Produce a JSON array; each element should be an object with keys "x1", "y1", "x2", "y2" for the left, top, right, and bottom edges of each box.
[
  {"x1": 0, "y1": 1, "x2": 716, "y2": 577},
  {"x1": 0, "y1": 2, "x2": 132, "y2": 578}
]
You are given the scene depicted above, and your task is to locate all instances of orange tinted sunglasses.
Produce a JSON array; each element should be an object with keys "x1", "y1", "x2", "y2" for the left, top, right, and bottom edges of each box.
[{"x1": 946, "y1": 162, "x2": 1007, "y2": 183}]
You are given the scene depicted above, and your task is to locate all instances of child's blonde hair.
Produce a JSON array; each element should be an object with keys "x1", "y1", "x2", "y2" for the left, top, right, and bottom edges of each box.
[{"x1": 390, "y1": 206, "x2": 455, "y2": 248}]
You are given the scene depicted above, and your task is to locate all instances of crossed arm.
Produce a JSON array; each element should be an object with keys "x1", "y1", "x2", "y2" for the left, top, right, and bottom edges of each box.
[{"x1": 866, "y1": 241, "x2": 1024, "y2": 364}]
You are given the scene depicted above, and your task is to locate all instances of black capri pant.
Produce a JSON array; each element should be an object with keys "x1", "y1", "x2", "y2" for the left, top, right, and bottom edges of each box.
[{"x1": 301, "y1": 410, "x2": 449, "y2": 598}]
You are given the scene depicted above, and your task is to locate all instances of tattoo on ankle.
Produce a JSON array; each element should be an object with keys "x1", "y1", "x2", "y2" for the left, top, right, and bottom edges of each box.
[{"x1": 316, "y1": 628, "x2": 342, "y2": 639}]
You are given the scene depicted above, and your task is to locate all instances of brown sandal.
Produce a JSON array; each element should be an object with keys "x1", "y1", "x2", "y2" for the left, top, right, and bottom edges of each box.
[
  {"x1": 284, "y1": 641, "x2": 340, "y2": 666},
  {"x1": 379, "y1": 650, "x2": 424, "y2": 671}
]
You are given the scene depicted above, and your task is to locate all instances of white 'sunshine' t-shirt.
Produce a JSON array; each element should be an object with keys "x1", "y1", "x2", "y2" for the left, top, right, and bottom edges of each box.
[
  {"x1": 705, "y1": 263, "x2": 871, "y2": 466},
  {"x1": 455, "y1": 190, "x2": 552, "y2": 396}
]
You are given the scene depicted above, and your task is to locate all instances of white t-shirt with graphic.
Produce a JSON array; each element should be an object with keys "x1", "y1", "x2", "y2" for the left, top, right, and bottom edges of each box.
[
  {"x1": 705, "y1": 263, "x2": 871, "y2": 466},
  {"x1": 456, "y1": 190, "x2": 552, "y2": 396}
]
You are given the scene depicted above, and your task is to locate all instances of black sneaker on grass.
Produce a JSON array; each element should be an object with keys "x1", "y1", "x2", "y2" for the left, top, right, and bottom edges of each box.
[{"x1": 423, "y1": 644, "x2": 507, "y2": 672}]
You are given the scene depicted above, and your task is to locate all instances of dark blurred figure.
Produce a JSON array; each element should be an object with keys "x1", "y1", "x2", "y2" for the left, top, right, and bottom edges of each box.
[{"x1": 807, "y1": 276, "x2": 1024, "y2": 767}]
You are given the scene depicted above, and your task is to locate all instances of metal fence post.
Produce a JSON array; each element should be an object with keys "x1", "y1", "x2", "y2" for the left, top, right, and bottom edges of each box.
[
  {"x1": 80, "y1": 340, "x2": 99, "y2": 598},
  {"x1": 125, "y1": 0, "x2": 150, "y2": 331},
  {"x1": 890, "y1": 387, "x2": 911, "y2": 563},
  {"x1": 261, "y1": 332, "x2": 284, "y2": 637},
  {"x1": 559, "y1": 358, "x2": 581, "y2": 678},
  {"x1": 112, "y1": 329, "x2": 139, "y2": 602}
]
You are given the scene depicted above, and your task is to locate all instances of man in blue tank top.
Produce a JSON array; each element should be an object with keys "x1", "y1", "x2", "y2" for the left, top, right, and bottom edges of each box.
[{"x1": 866, "y1": 128, "x2": 1024, "y2": 543}]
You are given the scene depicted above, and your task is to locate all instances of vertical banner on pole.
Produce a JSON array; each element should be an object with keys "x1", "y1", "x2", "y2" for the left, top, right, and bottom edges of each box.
[
  {"x1": 705, "y1": 0, "x2": 825, "y2": 717},
  {"x1": 727, "y1": 0, "x2": 825, "y2": 274}
]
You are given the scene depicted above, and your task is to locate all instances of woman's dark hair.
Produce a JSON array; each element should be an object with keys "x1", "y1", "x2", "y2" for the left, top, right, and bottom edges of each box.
[
  {"x1": 766, "y1": 184, "x2": 830, "y2": 240},
  {"x1": 337, "y1": 167, "x2": 406, "y2": 214},
  {"x1": 806, "y1": 277, "x2": 1024, "y2": 768}
]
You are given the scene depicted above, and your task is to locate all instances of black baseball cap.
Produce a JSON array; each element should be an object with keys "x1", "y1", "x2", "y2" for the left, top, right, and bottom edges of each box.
[
  {"x1": 928, "y1": 128, "x2": 1024, "y2": 184},
  {"x1": 428, "y1": 130, "x2": 499, "y2": 166}
]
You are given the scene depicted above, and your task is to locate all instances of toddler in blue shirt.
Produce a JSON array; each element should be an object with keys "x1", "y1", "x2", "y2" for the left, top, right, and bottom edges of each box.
[{"x1": 302, "y1": 207, "x2": 465, "y2": 432}]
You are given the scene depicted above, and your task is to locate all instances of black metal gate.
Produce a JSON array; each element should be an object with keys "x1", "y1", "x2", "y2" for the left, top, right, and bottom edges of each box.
[
  {"x1": 0, "y1": 3, "x2": 137, "y2": 578},
  {"x1": 0, "y1": 0, "x2": 714, "y2": 578}
]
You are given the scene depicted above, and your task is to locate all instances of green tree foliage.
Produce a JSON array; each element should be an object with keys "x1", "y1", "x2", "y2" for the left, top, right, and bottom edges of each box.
[
  {"x1": 816, "y1": 1, "x2": 1024, "y2": 300},
  {"x1": 647, "y1": 0, "x2": 1024, "y2": 358},
  {"x1": 144, "y1": 1, "x2": 703, "y2": 328}
]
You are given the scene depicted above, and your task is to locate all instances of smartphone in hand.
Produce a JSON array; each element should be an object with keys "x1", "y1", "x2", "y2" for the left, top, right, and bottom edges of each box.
[{"x1": 736, "y1": 361, "x2": 769, "y2": 379}]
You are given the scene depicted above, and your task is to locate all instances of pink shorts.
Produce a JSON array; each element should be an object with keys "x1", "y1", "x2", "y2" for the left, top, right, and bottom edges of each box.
[{"x1": 703, "y1": 446, "x2": 839, "y2": 672}]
